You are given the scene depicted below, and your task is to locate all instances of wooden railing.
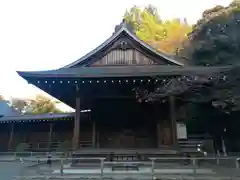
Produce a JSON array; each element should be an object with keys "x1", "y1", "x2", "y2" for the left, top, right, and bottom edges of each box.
[
  {"x1": 178, "y1": 139, "x2": 203, "y2": 149},
  {"x1": 10, "y1": 156, "x2": 240, "y2": 179},
  {"x1": 13, "y1": 140, "x2": 93, "y2": 152}
]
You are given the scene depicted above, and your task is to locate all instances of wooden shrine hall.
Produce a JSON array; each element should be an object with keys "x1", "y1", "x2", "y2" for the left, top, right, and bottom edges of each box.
[{"x1": 16, "y1": 22, "x2": 229, "y2": 153}]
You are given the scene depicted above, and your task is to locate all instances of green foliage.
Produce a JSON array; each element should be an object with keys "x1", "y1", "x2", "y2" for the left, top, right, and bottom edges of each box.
[
  {"x1": 180, "y1": 0, "x2": 240, "y2": 65},
  {"x1": 124, "y1": 6, "x2": 192, "y2": 54},
  {"x1": 178, "y1": 0, "x2": 240, "y2": 113}
]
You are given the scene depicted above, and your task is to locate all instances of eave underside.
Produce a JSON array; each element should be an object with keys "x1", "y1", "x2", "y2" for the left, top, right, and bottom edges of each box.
[{"x1": 17, "y1": 65, "x2": 232, "y2": 109}]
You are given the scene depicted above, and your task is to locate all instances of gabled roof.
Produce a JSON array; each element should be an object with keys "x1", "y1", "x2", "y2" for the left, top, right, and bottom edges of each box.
[
  {"x1": 64, "y1": 22, "x2": 184, "y2": 68},
  {"x1": 0, "y1": 101, "x2": 21, "y2": 117}
]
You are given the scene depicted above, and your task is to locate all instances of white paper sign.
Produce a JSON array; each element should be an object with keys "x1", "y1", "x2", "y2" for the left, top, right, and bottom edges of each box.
[{"x1": 177, "y1": 123, "x2": 187, "y2": 139}]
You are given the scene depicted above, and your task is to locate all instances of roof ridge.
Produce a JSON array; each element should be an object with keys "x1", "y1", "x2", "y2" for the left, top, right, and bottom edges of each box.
[{"x1": 62, "y1": 22, "x2": 184, "y2": 68}]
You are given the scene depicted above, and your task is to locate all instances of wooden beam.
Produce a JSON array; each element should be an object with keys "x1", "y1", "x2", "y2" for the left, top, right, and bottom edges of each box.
[
  {"x1": 169, "y1": 95, "x2": 177, "y2": 145},
  {"x1": 8, "y1": 124, "x2": 14, "y2": 150}
]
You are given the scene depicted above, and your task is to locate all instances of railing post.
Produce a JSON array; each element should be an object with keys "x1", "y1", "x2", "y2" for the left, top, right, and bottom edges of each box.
[
  {"x1": 150, "y1": 158, "x2": 156, "y2": 179},
  {"x1": 236, "y1": 158, "x2": 240, "y2": 169},
  {"x1": 100, "y1": 158, "x2": 104, "y2": 177},
  {"x1": 216, "y1": 156, "x2": 220, "y2": 165},
  {"x1": 216, "y1": 150, "x2": 220, "y2": 165},
  {"x1": 60, "y1": 159, "x2": 64, "y2": 176},
  {"x1": 192, "y1": 158, "x2": 197, "y2": 178},
  {"x1": 19, "y1": 158, "x2": 25, "y2": 178},
  {"x1": 192, "y1": 158, "x2": 196, "y2": 166}
]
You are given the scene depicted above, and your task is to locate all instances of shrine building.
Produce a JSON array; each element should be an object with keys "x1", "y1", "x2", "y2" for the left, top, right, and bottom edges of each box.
[{"x1": 0, "y1": 22, "x2": 229, "y2": 155}]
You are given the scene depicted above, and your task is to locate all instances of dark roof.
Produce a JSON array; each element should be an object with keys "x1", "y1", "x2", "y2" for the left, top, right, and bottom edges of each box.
[
  {"x1": 0, "y1": 113, "x2": 74, "y2": 123},
  {"x1": 63, "y1": 23, "x2": 184, "y2": 67},
  {"x1": 0, "y1": 101, "x2": 21, "y2": 117},
  {"x1": 17, "y1": 65, "x2": 231, "y2": 79}
]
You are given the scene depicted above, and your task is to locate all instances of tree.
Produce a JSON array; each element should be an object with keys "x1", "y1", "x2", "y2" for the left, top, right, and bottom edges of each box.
[
  {"x1": 0, "y1": 95, "x2": 5, "y2": 101},
  {"x1": 9, "y1": 98, "x2": 27, "y2": 113},
  {"x1": 175, "y1": 0, "x2": 240, "y2": 151},
  {"x1": 25, "y1": 95, "x2": 62, "y2": 114},
  {"x1": 180, "y1": 1, "x2": 240, "y2": 65},
  {"x1": 178, "y1": 1, "x2": 240, "y2": 111},
  {"x1": 124, "y1": 6, "x2": 192, "y2": 54}
]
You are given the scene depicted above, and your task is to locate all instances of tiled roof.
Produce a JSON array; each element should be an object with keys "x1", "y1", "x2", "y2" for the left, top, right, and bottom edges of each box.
[
  {"x1": 0, "y1": 101, "x2": 21, "y2": 117},
  {"x1": 0, "y1": 112, "x2": 75, "y2": 123}
]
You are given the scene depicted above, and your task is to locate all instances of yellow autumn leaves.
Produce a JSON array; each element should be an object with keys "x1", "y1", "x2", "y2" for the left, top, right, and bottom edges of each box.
[{"x1": 124, "y1": 6, "x2": 192, "y2": 55}]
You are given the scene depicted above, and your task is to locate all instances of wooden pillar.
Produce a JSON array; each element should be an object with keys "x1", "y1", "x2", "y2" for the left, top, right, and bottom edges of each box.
[
  {"x1": 92, "y1": 121, "x2": 96, "y2": 148},
  {"x1": 73, "y1": 97, "x2": 80, "y2": 149},
  {"x1": 169, "y1": 95, "x2": 177, "y2": 145},
  {"x1": 96, "y1": 132, "x2": 100, "y2": 148},
  {"x1": 48, "y1": 123, "x2": 54, "y2": 142},
  {"x1": 8, "y1": 123, "x2": 14, "y2": 150},
  {"x1": 157, "y1": 123, "x2": 161, "y2": 148}
]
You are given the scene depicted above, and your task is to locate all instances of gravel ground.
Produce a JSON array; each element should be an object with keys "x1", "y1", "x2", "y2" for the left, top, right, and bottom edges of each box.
[{"x1": 0, "y1": 161, "x2": 24, "y2": 180}]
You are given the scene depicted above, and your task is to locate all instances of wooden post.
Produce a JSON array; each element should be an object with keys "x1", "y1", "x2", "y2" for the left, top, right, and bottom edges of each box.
[
  {"x1": 8, "y1": 123, "x2": 14, "y2": 150},
  {"x1": 169, "y1": 95, "x2": 177, "y2": 145},
  {"x1": 92, "y1": 121, "x2": 96, "y2": 148},
  {"x1": 96, "y1": 132, "x2": 100, "y2": 148},
  {"x1": 48, "y1": 123, "x2": 53, "y2": 149},
  {"x1": 60, "y1": 159, "x2": 64, "y2": 176},
  {"x1": 48, "y1": 123, "x2": 53, "y2": 142},
  {"x1": 73, "y1": 97, "x2": 80, "y2": 149},
  {"x1": 157, "y1": 123, "x2": 161, "y2": 148}
]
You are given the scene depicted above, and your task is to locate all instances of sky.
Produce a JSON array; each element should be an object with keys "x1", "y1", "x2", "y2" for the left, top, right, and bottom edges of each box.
[{"x1": 0, "y1": 0, "x2": 232, "y2": 100}]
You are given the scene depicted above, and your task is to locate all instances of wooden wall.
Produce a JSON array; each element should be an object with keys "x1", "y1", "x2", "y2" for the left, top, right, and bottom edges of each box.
[
  {"x1": 0, "y1": 117, "x2": 174, "y2": 151},
  {"x1": 91, "y1": 49, "x2": 158, "y2": 66}
]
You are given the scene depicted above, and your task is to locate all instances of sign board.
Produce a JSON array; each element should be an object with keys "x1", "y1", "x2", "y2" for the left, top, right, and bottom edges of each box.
[{"x1": 177, "y1": 123, "x2": 187, "y2": 139}]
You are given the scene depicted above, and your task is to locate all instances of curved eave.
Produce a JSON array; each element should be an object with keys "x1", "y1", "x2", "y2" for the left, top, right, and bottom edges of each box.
[
  {"x1": 0, "y1": 113, "x2": 74, "y2": 123},
  {"x1": 63, "y1": 26, "x2": 184, "y2": 68},
  {"x1": 17, "y1": 65, "x2": 231, "y2": 79},
  {"x1": 0, "y1": 112, "x2": 91, "y2": 124}
]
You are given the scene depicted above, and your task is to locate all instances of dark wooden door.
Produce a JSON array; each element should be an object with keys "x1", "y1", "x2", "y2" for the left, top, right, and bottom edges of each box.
[{"x1": 119, "y1": 134, "x2": 135, "y2": 148}]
